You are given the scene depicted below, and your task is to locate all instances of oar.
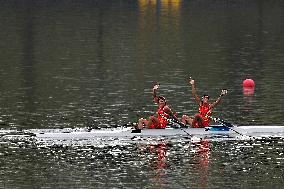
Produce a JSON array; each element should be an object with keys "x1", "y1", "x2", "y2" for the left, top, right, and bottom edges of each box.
[
  {"x1": 158, "y1": 114, "x2": 193, "y2": 137},
  {"x1": 209, "y1": 116, "x2": 255, "y2": 139},
  {"x1": 209, "y1": 116, "x2": 234, "y2": 127}
]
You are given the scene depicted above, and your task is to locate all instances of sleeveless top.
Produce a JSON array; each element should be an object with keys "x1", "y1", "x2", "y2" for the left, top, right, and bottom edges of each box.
[
  {"x1": 195, "y1": 103, "x2": 212, "y2": 127},
  {"x1": 149, "y1": 106, "x2": 169, "y2": 129}
]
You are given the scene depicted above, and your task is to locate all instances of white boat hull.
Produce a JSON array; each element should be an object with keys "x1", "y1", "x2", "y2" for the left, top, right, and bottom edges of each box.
[
  {"x1": 31, "y1": 125, "x2": 284, "y2": 139},
  {"x1": 1, "y1": 126, "x2": 284, "y2": 142}
]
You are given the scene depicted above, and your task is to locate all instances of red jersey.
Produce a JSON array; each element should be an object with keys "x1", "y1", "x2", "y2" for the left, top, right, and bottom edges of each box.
[
  {"x1": 194, "y1": 103, "x2": 212, "y2": 128},
  {"x1": 149, "y1": 107, "x2": 169, "y2": 129}
]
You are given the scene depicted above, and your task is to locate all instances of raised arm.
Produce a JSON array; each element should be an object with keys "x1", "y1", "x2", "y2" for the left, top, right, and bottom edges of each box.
[
  {"x1": 189, "y1": 78, "x2": 201, "y2": 105},
  {"x1": 210, "y1": 89, "x2": 228, "y2": 109},
  {"x1": 152, "y1": 84, "x2": 159, "y2": 104}
]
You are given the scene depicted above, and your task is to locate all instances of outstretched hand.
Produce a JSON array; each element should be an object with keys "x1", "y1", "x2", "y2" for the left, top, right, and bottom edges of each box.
[
  {"x1": 153, "y1": 84, "x2": 159, "y2": 90},
  {"x1": 220, "y1": 89, "x2": 228, "y2": 96},
  {"x1": 188, "y1": 77, "x2": 195, "y2": 85}
]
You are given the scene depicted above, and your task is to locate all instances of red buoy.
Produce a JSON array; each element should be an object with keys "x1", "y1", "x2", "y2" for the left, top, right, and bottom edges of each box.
[
  {"x1": 243, "y1": 79, "x2": 255, "y2": 96},
  {"x1": 243, "y1": 79, "x2": 255, "y2": 88}
]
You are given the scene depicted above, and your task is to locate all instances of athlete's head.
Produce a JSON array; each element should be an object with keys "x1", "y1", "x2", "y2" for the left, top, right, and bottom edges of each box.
[
  {"x1": 202, "y1": 94, "x2": 210, "y2": 103},
  {"x1": 158, "y1": 96, "x2": 166, "y2": 105}
]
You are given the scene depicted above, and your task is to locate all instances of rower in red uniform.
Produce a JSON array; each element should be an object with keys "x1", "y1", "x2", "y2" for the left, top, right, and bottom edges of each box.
[
  {"x1": 181, "y1": 77, "x2": 228, "y2": 128},
  {"x1": 136, "y1": 84, "x2": 179, "y2": 130}
]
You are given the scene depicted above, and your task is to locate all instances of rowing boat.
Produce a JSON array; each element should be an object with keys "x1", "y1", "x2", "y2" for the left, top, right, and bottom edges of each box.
[
  {"x1": 1, "y1": 125, "x2": 284, "y2": 141},
  {"x1": 26, "y1": 125, "x2": 284, "y2": 139}
]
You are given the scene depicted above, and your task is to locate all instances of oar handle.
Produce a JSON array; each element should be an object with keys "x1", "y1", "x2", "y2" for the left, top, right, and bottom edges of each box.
[{"x1": 158, "y1": 114, "x2": 193, "y2": 136}]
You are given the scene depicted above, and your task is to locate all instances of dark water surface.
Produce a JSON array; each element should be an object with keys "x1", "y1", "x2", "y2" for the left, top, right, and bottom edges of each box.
[
  {"x1": 0, "y1": 0, "x2": 284, "y2": 188},
  {"x1": 1, "y1": 137, "x2": 284, "y2": 189}
]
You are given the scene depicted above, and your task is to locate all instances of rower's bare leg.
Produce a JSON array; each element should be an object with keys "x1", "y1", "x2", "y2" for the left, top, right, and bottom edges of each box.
[
  {"x1": 147, "y1": 116, "x2": 159, "y2": 128},
  {"x1": 188, "y1": 118, "x2": 193, "y2": 126},
  {"x1": 181, "y1": 115, "x2": 193, "y2": 126},
  {"x1": 138, "y1": 118, "x2": 148, "y2": 129},
  {"x1": 192, "y1": 114, "x2": 204, "y2": 128}
]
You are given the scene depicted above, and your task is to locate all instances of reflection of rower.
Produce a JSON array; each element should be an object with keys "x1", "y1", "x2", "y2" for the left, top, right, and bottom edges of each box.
[
  {"x1": 192, "y1": 140, "x2": 210, "y2": 189},
  {"x1": 149, "y1": 143, "x2": 167, "y2": 189},
  {"x1": 182, "y1": 77, "x2": 228, "y2": 128},
  {"x1": 136, "y1": 142, "x2": 167, "y2": 189},
  {"x1": 136, "y1": 84, "x2": 179, "y2": 130},
  {"x1": 150, "y1": 143, "x2": 167, "y2": 169}
]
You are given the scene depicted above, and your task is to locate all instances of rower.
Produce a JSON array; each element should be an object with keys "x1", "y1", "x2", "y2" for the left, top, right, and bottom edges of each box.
[
  {"x1": 135, "y1": 83, "x2": 180, "y2": 130},
  {"x1": 181, "y1": 77, "x2": 228, "y2": 128}
]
